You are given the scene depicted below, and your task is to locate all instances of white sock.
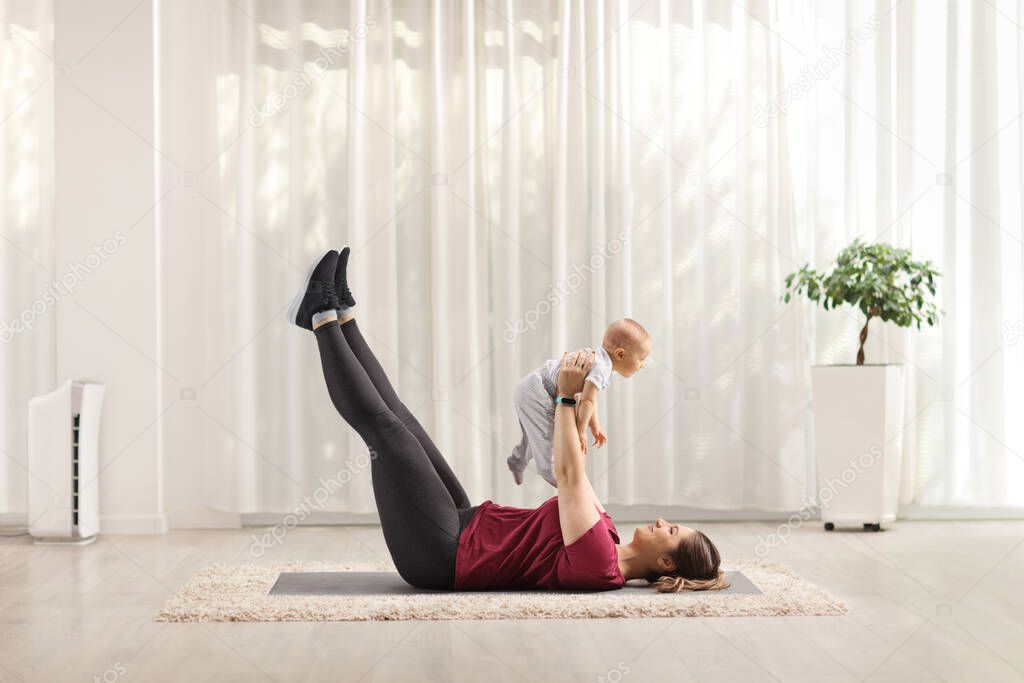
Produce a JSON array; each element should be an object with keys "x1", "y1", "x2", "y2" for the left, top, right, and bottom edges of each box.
[{"x1": 312, "y1": 310, "x2": 337, "y2": 326}]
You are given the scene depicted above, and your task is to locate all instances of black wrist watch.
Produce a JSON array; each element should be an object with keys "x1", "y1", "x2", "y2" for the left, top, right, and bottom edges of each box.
[{"x1": 554, "y1": 395, "x2": 577, "y2": 407}]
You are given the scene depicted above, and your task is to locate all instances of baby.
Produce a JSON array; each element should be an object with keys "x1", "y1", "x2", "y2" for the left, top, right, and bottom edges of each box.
[{"x1": 506, "y1": 318, "x2": 651, "y2": 486}]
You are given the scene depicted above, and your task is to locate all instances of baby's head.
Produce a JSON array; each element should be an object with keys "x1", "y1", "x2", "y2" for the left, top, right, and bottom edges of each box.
[{"x1": 602, "y1": 319, "x2": 651, "y2": 377}]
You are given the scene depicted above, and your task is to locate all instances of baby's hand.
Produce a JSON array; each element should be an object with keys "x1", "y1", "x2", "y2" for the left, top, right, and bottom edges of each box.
[
  {"x1": 579, "y1": 435, "x2": 589, "y2": 455},
  {"x1": 591, "y1": 426, "x2": 607, "y2": 448}
]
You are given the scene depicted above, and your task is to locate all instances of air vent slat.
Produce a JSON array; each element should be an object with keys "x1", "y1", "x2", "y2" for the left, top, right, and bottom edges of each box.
[{"x1": 72, "y1": 414, "x2": 79, "y2": 528}]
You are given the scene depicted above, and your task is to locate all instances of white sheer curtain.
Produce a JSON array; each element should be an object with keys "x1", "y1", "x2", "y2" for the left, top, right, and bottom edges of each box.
[
  {"x1": 0, "y1": 1, "x2": 54, "y2": 521},
  {"x1": 155, "y1": 0, "x2": 1024, "y2": 522},
  {"x1": 780, "y1": 0, "x2": 1024, "y2": 508}
]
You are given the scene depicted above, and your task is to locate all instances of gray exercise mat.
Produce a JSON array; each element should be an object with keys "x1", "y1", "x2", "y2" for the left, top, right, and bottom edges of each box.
[{"x1": 269, "y1": 570, "x2": 761, "y2": 596}]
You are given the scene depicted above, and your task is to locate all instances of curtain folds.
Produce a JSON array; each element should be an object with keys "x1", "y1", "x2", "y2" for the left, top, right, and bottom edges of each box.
[
  {"x1": 149, "y1": 0, "x2": 1024, "y2": 520},
  {"x1": 0, "y1": 1, "x2": 54, "y2": 519}
]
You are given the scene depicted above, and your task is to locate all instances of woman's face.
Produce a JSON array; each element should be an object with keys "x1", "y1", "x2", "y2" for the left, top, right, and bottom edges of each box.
[{"x1": 632, "y1": 518, "x2": 696, "y2": 568}]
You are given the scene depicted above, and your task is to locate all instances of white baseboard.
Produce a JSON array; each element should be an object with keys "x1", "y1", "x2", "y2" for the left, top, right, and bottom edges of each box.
[
  {"x1": 604, "y1": 505, "x2": 802, "y2": 523},
  {"x1": 0, "y1": 512, "x2": 26, "y2": 527},
  {"x1": 99, "y1": 513, "x2": 169, "y2": 534},
  {"x1": 242, "y1": 511, "x2": 381, "y2": 526},
  {"x1": 168, "y1": 510, "x2": 242, "y2": 529},
  {"x1": 242, "y1": 506, "x2": 805, "y2": 527},
  {"x1": 898, "y1": 504, "x2": 1024, "y2": 520},
  {"x1": 83, "y1": 505, "x2": 1024, "y2": 532}
]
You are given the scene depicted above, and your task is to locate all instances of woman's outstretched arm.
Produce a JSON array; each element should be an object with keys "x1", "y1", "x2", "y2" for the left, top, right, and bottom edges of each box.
[{"x1": 553, "y1": 351, "x2": 603, "y2": 546}]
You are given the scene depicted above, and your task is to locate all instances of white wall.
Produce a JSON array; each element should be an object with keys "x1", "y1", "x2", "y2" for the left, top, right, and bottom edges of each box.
[
  {"x1": 53, "y1": 0, "x2": 165, "y2": 533},
  {"x1": 44, "y1": 0, "x2": 240, "y2": 533}
]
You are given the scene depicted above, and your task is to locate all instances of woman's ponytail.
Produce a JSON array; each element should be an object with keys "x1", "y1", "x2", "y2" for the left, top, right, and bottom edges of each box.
[
  {"x1": 652, "y1": 571, "x2": 730, "y2": 593},
  {"x1": 648, "y1": 530, "x2": 729, "y2": 592}
]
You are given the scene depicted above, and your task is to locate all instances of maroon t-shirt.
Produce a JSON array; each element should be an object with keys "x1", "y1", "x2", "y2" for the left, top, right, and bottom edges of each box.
[{"x1": 455, "y1": 496, "x2": 625, "y2": 591}]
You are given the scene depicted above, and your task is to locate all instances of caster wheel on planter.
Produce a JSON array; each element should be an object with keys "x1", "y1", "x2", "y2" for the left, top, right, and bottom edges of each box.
[
  {"x1": 863, "y1": 523, "x2": 881, "y2": 532},
  {"x1": 824, "y1": 522, "x2": 835, "y2": 531}
]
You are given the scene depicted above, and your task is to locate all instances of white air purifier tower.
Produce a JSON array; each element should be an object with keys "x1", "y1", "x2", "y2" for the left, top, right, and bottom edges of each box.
[{"x1": 28, "y1": 380, "x2": 105, "y2": 544}]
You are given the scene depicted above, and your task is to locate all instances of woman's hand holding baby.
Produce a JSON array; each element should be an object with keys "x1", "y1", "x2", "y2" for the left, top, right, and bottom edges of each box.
[
  {"x1": 556, "y1": 350, "x2": 594, "y2": 396},
  {"x1": 558, "y1": 351, "x2": 595, "y2": 455}
]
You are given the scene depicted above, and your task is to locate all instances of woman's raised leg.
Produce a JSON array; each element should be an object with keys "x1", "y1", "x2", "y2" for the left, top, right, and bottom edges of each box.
[
  {"x1": 338, "y1": 317, "x2": 472, "y2": 509},
  {"x1": 294, "y1": 248, "x2": 460, "y2": 589},
  {"x1": 332, "y1": 246, "x2": 471, "y2": 509},
  {"x1": 313, "y1": 318, "x2": 461, "y2": 588}
]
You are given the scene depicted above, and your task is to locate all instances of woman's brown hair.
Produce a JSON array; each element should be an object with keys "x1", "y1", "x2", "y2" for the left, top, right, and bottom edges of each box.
[{"x1": 648, "y1": 530, "x2": 730, "y2": 593}]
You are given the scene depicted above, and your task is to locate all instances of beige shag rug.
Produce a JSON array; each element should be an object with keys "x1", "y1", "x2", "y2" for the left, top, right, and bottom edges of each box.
[{"x1": 155, "y1": 560, "x2": 847, "y2": 622}]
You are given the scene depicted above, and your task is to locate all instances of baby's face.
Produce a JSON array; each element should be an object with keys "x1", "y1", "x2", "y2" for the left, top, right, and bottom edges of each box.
[{"x1": 613, "y1": 338, "x2": 651, "y2": 377}]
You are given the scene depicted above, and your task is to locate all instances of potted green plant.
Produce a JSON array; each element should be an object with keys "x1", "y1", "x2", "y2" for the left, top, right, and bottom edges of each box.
[{"x1": 782, "y1": 239, "x2": 940, "y2": 531}]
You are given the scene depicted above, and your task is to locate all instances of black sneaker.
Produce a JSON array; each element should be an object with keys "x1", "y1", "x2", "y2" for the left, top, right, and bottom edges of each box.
[
  {"x1": 334, "y1": 245, "x2": 356, "y2": 309},
  {"x1": 287, "y1": 250, "x2": 340, "y2": 330}
]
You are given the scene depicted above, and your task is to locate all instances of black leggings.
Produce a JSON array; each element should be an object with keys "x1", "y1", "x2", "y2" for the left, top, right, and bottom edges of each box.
[{"x1": 314, "y1": 319, "x2": 475, "y2": 589}]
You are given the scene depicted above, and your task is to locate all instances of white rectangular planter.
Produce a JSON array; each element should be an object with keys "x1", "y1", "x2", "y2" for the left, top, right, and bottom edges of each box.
[{"x1": 811, "y1": 365, "x2": 904, "y2": 529}]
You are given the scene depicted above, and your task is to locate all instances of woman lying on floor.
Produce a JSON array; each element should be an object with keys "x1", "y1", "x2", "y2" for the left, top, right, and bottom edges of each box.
[{"x1": 288, "y1": 248, "x2": 727, "y2": 592}]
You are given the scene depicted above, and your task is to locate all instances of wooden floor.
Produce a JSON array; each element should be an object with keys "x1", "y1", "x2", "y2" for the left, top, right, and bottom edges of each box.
[{"x1": 0, "y1": 519, "x2": 1022, "y2": 683}]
